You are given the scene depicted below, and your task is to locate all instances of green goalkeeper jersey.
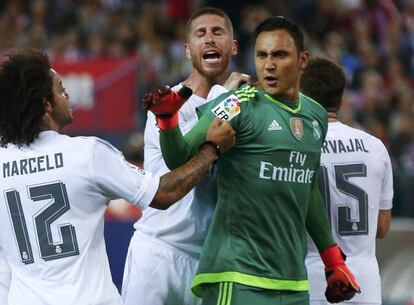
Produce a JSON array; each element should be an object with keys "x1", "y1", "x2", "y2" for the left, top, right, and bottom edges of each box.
[{"x1": 159, "y1": 84, "x2": 334, "y2": 296}]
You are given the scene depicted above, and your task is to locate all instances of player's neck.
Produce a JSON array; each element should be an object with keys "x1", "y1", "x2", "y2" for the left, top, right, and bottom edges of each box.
[
  {"x1": 40, "y1": 113, "x2": 59, "y2": 132},
  {"x1": 328, "y1": 112, "x2": 338, "y2": 122},
  {"x1": 184, "y1": 72, "x2": 227, "y2": 98}
]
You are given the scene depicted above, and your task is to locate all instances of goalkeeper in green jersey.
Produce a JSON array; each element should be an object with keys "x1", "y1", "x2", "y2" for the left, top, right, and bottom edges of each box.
[{"x1": 143, "y1": 16, "x2": 360, "y2": 305}]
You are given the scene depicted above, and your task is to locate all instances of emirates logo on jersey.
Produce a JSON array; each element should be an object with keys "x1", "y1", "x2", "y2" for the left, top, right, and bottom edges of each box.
[{"x1": 290, "y1": 117, "x2": 303, "y2": 140}]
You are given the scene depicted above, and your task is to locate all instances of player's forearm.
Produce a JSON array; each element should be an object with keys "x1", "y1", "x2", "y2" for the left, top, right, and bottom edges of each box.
[
  {"x1": 150, "y1": 144, "x2": 218, "y2": 209},
  {"x1": 306, "y1": 177, "x2": 336, "y2": 251},
  {"x1": 376, "y1": 209, "x2": 391, "y2": 238},
  {"x1": 159, "y1": 126, "x2": 196, "y2": 169}
]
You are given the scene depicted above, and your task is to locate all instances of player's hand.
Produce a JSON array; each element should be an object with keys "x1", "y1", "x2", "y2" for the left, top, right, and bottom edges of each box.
[
  {"x1": 142, "y1": 85, "x2": 193, "y2": 117},
  {"x1": 223, "y1": 72, "x2": 253, "y2": 90},
  {"x1": 320, "y1": 244, "x2": 361, "y2": 303},
  {"x1": 206, "y1": 118, "x2": 235, "y2": 153}
]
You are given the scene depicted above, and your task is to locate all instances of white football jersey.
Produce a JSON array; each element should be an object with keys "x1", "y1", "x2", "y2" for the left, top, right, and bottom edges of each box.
[
  {"x1": 306, "y1": 122, "x2": 393, "y2": 304},
  {"x1": 134, "y1": 83, "x2": 217, "y2": 259},
  {"x1": 0, "y1": 247, "x2": 10, "y2": 304},
  {"x1": 0, "y1": 131, "x2": 159, "y2": 305}
]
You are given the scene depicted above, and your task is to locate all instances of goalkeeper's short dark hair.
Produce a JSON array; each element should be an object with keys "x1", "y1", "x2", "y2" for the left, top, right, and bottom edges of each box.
[
  {"x1": 186, "y1": 7, "x2": 233, "y2": 38},
  {"x1": 300, "y1": 57, "x2": 346, "y2": 113},
  {"x1": 254, "y1": 16, "x2": 305, "y2": 53},
  {"x1": 0, "y1": 48, "x2": 54, "y2": 147}
]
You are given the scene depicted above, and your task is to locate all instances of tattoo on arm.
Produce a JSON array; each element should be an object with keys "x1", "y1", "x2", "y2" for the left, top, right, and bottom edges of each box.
[{"x1": 150, "y1": 145, "x2": 217, "y2": 209}]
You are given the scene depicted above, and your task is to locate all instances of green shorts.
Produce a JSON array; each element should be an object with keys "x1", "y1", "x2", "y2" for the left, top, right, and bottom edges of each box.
[{"x1": 201, "y1": 282, "x2": 309, "y2": 305}]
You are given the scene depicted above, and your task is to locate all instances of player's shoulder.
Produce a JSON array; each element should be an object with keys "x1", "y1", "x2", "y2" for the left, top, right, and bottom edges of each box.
[
  {"x1": 341, "y1": 123, "x2": 383, "y2": 143},
  {"x1": 70, "y1": 135, "x2": 122, "y2": 156},
  {"x1": 336, "y1": 123, "x2": 388, "y2": 152},
  {"x1": 208, "y1": 84, "x2": 258, "y2": 104},
  {"x1": 299, "y1": 92, "x2": 328, "y2": 114},
  {"x1": 233, "y1": 84, "x2": 259, "y2": 102}
]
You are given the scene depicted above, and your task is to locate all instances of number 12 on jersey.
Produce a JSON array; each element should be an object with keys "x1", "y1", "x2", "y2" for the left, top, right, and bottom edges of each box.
[{"x1": 4, "y1": 181, "x2": 79, "y2": 264}]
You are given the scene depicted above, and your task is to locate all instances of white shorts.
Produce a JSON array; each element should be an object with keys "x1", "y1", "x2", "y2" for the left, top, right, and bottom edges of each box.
[{"x1": 122, "y1": 232, "x2": 201, "y2": 305}]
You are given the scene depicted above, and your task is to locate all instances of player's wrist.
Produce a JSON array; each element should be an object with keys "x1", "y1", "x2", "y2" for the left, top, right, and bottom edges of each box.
[
  {"x1": 199, "y1": 141, "x2": 221, "y2": 161},
  {"x1": 156, "y1": 112, "x2": 179, "y2": 130},
  {"x1": 320, "y1": 244, "x2": 345, "y2": 267}
]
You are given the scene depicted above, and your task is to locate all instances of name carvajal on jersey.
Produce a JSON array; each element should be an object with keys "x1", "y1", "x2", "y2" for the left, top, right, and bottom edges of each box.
[
  {"x1": 3, "y1": 152, "x2": 64, "y2": 178},
  {"x1": 322, "y1": 138, "x2": 369, "y2": 154},
  {"x1": 212, "y1": 94, "x2": 241, "y2": 121}
]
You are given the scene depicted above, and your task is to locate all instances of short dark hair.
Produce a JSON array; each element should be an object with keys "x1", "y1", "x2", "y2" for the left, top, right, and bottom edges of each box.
[
  {"x1": 254, "y1": 16, "x2": 305, "y2": 52},
  {"x1": 186, "y1": 7, "x2": 233, "y2": 38},
  {"x1": 300, "y1": 57, "x2": 346, "y2": 112},
  {"x1": 0, "y1": 48, "x2": 54, "y2": 147}
]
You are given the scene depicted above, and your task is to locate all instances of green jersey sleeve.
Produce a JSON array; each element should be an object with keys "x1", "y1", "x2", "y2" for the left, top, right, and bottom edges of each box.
[
  {"x1": 159, "y1": 115, "x2": 212, "y2": 170},
  {"x1": 305, "y1": 171, "x2": 336, "y2": 252},
  {"x1": 160, "y1": 85, "x2": 253, "y2": 169}
]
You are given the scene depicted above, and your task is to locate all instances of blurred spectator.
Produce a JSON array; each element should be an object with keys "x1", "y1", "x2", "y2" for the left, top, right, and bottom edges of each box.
[{"x1": 1, "y1": 0, "x2": 412, "y2": 217}]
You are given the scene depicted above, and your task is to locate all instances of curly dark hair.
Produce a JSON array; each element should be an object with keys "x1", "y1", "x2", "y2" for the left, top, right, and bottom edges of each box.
[
  {"x1": 254, "y1": 16, "x2": 305, "y2": 53},
  {"x1": 0, "y1": 48, "x2": 54, "y2": 147},
  {"x1": 300, "y1": 57, "x2": 346, "y2": 113}
]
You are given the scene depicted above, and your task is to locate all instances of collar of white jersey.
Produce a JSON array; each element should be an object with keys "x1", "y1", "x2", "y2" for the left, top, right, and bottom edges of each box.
[
  {"x1": 38, "y1": 130, "x2": 59, "y2": 139},
  {"x1": 175, "y1": 82, "x2": 206, "y2": 108}
]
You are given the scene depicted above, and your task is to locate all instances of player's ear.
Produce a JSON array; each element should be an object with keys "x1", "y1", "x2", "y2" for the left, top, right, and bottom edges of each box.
[
  {"x1": 231, "y1": 40, "x2": 238, "y2": 56},
  {"x1": 43, "y1": 98, "x2": 53, "y2": 113},
  {"x1": 299, "y1": 51, "x2": 309, "y2": 72},
  {"x1": 185, "y1": 43, "x2": 191, "y2": 59}
]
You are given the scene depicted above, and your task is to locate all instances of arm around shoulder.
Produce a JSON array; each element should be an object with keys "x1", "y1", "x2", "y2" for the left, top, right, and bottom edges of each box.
[{"x1": 150, "y1": 140, "x2": 220, "y2": 209}]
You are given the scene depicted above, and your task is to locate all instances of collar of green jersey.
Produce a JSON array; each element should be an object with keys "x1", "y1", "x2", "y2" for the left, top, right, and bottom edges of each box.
[
  {"x1": 234, "y1": 84, "x2": 302, "y2": 114},
  {"x1": 264, "y1": 92, "x2": 302, "y2": 113}
]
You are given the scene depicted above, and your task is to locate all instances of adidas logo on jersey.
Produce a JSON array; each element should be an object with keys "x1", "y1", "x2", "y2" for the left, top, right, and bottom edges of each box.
[{"x1": 268, "y1": 119, "x2": 282, "y2": 131}]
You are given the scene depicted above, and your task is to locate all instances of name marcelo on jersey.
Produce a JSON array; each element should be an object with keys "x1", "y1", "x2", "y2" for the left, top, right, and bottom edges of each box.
[{"x1": 3, "y1": 152, "x2": 64, "y2": 178}]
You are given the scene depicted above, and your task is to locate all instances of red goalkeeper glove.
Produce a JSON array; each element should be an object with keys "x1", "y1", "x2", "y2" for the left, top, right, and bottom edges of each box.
[
  {"x1": 142, "y1": 85, "x2": 193, "y2": 117},
  {"x1": 320, "y1": 244, "x2": 361, "y2": 303},
  {"x1": 142, "y1": 85, "x2": 192, "y2": 131}
]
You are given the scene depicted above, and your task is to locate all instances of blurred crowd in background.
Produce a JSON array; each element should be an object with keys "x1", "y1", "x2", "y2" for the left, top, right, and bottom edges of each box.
[{"x1": 0, "y1": 0, "x2": 413, "y2": 216}]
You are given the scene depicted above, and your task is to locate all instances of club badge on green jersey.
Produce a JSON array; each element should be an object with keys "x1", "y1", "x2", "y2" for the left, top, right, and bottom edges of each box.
[
  {"x1": 312, "y1": 120, "x2": 321, "y2": 140},
  {"x1": 211, "y1": 94, "x2": 241, "y2": 121},
  {"x1": 290, "y1": 117, "x2": 304, "y2": 140}
]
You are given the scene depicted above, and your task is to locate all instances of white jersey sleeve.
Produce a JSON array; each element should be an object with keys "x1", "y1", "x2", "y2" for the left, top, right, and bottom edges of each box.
[
  {"x1": 306, "y1": 122, "x2": 394, "y2": 304},
  {"x1": 91, "y1": 138, "x2": 159, "y2": 210},
  {"x1": 0, "y1": 247, "x2": 10, "y2": 304},
  {"x1": 207, "y1": 84, "x2": 229, "y2": 101},
  {"x1": 378, "y1": 143, "x2": 393, "y2": 210}
]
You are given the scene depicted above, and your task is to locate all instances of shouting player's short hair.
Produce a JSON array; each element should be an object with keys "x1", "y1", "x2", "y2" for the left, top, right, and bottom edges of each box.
[
  {"x1": 0, "y1": 48, "x2": 54, "y2": 147},
  {"x1": 300, "y1": 57, "x2": 346, "y2": 113},
  {"x1": 186, "y1": 7, "x2": 233, "y2": 38}
]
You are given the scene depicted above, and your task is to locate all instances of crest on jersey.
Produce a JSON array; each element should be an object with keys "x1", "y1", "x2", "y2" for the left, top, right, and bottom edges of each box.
[
  {"x1": 290, "y1": 117, "x2": 303, "y2": 140},
  {"x1": 312, "y1": 120, "x2": 321, "y2": 140},
  {"x1": 211, "y1": 94, "x2": 241, "y2": 121},
  {"x1": 137, "y1": 167, "x2": 146, "y2": 175}
]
